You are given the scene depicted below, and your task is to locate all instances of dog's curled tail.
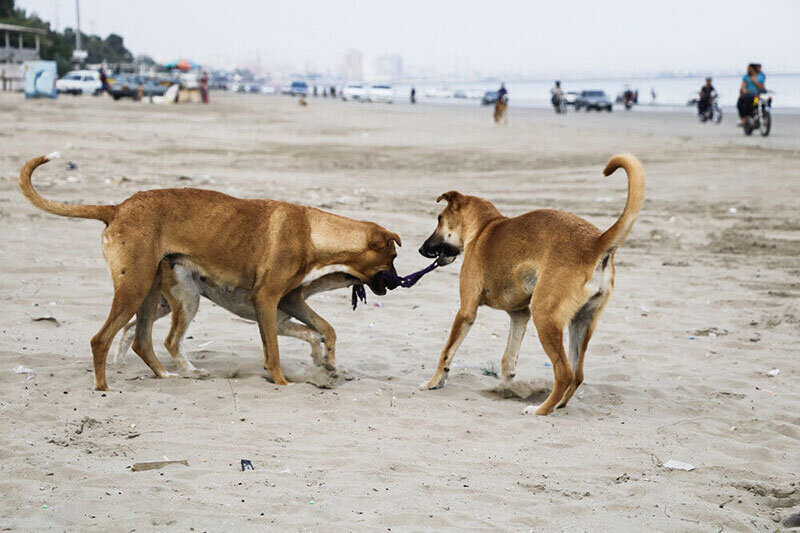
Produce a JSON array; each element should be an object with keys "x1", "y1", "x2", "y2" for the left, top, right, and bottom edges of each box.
[
  {"x1": 595, "y1": 154, "x2": 645, "y2": 256},
  {"x1": 19, "y1": 154, "x2": 116, "y2": 224}
]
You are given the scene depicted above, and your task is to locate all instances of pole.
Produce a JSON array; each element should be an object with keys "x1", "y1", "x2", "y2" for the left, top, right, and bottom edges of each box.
[{"x1": 75, "y1": 0, "x2": 82, "y2": 52}]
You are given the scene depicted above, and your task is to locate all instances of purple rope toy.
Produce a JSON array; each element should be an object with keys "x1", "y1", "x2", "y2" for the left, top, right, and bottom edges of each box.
[{"x1": 351, "y1": 260, "x2": 440, "y2": 310}]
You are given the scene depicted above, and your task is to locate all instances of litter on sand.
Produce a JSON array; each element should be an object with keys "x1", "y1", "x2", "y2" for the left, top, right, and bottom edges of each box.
[
  {"x1": 522, "y1": 405, "x2": 537, "y2": 415},
  {"x1": 766, "y1": 368, "x2": 780, "y2": 377},
  {"x1": 131, "y1": 460, "x2": 189, "y2": 472},
  {"x1": 13, "y1": 365, "x2": 36, "y2": 381},
  {"x1": 663, "y1": 459, "x2": 695, "y2": 471},
  {"x1": 29, "y1": 315, "x2": 60, "y2": 326},
  {"x1": 241, "y1": 459, "x2": 254, "y2": 471}
]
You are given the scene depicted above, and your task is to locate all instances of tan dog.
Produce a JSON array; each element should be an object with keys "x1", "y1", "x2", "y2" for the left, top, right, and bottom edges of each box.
[
  {"x1": 20, "y1": 154, "x2": 401, "y2": 390},
  {"x1": 494, "y1": 98, "x2": 508, "y2": 124},
  {"x1": 418, "y1": 154, "x2": 644, "y2": 415},
  {"x1": 113, "y1": 260, "x2": 358, "y2": 376}
]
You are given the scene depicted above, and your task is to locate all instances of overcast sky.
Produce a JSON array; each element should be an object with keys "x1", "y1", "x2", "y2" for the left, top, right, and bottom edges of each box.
[{"x1": 16, "y1": 0, "x2": 800, "y2": 77}]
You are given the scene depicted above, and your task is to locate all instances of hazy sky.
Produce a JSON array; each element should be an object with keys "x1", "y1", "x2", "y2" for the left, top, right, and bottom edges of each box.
[{"x1": 16, "y1": 0, "x2": 800, "y2": 77}]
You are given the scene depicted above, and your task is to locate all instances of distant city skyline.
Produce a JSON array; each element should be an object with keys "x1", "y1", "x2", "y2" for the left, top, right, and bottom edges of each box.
[{"x1": 14, "y1": 0, "x2": 800, "y2": 79}]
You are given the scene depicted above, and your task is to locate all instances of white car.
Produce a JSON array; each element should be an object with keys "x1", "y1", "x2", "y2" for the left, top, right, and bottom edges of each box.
[
  {"x1": 367, "y1": 84, "x2": 394, "y2": 104},
  {"x1": 341, "y1": 82, "x2": 367, "y2": 101},
  {"x1": 425, "y1": 87, "x2": 454, "y2": 99},
  {"x1": 56, "y1": 70, "x2": 102, "y2": 95}
]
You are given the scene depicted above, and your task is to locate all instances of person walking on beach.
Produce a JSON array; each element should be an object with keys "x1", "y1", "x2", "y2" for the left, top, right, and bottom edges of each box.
[
  {"x1": 737, "y1": 63, "x2": 765, "y2": 126},
  {"x1": 98, "y1": 67, "x2": 111, "y2": 95},
  {"x1": 199, "y1": 71, "x2": 209, "y2": 104},
  {"x1": 410, "y1": 86, "x2": 416, "y2": 104}
]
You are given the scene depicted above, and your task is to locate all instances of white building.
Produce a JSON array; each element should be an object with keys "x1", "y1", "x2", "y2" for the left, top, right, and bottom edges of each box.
[
  {"x1": 372, "y1": 54, "x2": 402, "y2": 80},
  {"x1": 340, "y1": 49, "x2": 363, "y2": 81}
]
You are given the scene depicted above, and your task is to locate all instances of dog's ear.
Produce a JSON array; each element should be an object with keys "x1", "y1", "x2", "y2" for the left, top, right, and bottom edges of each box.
[
  {"x1": 369, "y1": 229, "x2": 402, "y2": 250},
  {"x1": 387, "y1": 232, "x2": 402, "y2": 247},
  {"x1": 436, "y1": 191, "x2": 463, "y2": 209}
]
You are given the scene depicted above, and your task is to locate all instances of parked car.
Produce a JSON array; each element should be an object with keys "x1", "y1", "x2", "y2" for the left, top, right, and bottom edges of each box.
[
  {"x1": 563, "y1": 91, "x2": 580, "y2": 106},
  {"x1": 574, "y1": 90, "x2": 613, "y2": 111},
  {"x1": 260, "y1": 85, "x2": 276, "y2": 95},
  {"x1": 109, "y1": 76, "x2": 168, "y2": 100},
  {"x1": 341, "y1": 82, "x2": 367, "y2": 101},
  {"x1": 55, "y1": 70, "x2": 102, "y2": 95},
  {"x1": 287, "y1": 80, "x2": 308, "y2": 96},
  {"x1": 367, "y1": 84, "x2": 394, "y2": 103},
  {"x1": 481, "y1": 91, "x2": 499, "y2": 106}
]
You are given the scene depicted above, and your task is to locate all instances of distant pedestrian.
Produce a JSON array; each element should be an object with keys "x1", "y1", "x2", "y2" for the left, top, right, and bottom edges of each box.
[
  {"x1": 98, "y1": 67, "x2": 111, "y2": 95},
  {"x1": 313, "y1": 85, "x2": 318, "y2": 97},
  {"x1": 410, "y1": 86, "x2": 416, "y2": 104},
  {"x1": 497, "y1": 82, "x2": 508, "y2": 102},
  {"x1": 330, "y1": 85, "x2": 336, "y2": 98},
  {"x1": 650, "y1": 87, "x2": 656, "y2": 104},
  {"x1": 200, "y1": 71, "x2": 209, "y2": 104}
]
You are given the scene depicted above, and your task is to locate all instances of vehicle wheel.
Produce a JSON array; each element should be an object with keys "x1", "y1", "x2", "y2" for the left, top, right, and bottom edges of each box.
[
  {"x1": 75, "y1": 89, "x2": 83, "y2": 95},
  {"x1": 112, "y1": 94, "x2": 121, "y2": 101},
  {"x1": 760, "y1": 112, "x2": 771, "y2": 136},
  {"x1": 743, "y1": 122, "x2": 753, "y2": 135},
  {"x1": 607, "y1": 106, "x2": 612, "y2": 112}
]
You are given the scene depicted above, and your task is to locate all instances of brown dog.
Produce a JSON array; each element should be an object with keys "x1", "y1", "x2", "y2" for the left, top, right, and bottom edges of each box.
[
  {"x1": 418, "y1": 154, "x2": 644, "y2": 415},
  {"x1": 19, "y1": 154, "x2": 401, "y2": 390}
]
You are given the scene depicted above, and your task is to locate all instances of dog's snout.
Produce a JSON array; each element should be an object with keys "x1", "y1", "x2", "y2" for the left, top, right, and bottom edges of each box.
[{"x1": 419, "y1": 237, "x2": 440, "y2": 258}]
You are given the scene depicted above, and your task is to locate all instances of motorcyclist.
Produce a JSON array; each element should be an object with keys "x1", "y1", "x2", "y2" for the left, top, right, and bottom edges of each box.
[
  {"x1": 497, "y1": 82, "x2": 508, "y2": 103},
  {"x1": 737, "y1": 63, "x2": 766, "y2": 126},
  {"x1": 698, "y1": 77, "x2": 715, "y2": 116}
]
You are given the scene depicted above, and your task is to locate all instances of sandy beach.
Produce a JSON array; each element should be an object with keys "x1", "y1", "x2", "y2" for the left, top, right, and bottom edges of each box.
[{"x1": 1, "y1": 93, "x2": 798, "y2": 530}]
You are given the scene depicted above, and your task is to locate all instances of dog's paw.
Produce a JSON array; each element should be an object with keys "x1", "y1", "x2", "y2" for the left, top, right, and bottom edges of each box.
[
  {"x1": 420, "y1": 378, "x2": 445, "y2": 390},
  {"x1": 182, "y1": 367, "x2": 212, "y2": 380},
  {"x1": 160, "y1": 371, "x2": 180, "y2": 379}
]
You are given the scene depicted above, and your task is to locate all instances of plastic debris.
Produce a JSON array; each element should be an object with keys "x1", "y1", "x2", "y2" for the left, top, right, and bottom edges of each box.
[
  {"x1": 66, "y1": 161, "x2": 77, "y2": 170},
  {"x1": 241, "y1": 459, "x2": 254, "y2": 471},
  {"x1": 766, "y1": 368, "x2": 780, "y2": 377},
  {"x1": 663, "y1": 459, "x2": 695, "y2": 471},
  {"x1": 728, "y1": 207, "x2": 738, "y2": 214},
  {"x1": 522, "y1": 405, "x2": 537, "y2": 415},
  {"x1": 131, "y1": 460, "x2": 189, "y2": 472},
  {"x1": 30, "y1": 315, "x2": 60, "y2": 326},
  {"x1": 197, "y1": 340, "x2": 213, "y2": 348},
  {"x1": 668, "y1": 216, "x2": 676, "y2": 223},
  {"x1": 13, "y1": 365, "x2": 35, "y2": 381},
  {"x1": 640, "y1": 304, "x2": 650, "y2": 316}
]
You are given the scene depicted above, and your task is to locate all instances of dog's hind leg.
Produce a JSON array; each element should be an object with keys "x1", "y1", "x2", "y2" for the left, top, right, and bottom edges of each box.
[
  {"x1": 114, "y1": 296, "x2": 170, "y2": 366},
  {"x1": 530, "y1": 287, "x2": 576, "y2": 415},
  {"x1": 162, "y1": 274, "x2": 203, "y2": 376},
  {"x1": 500, "y1": 309, "x2": 530, "y2": 384},
  {"x1": 277, "y1": 318, "x2": 325, "y2": 367},
  {"x1": 90, "y1": 265, "x2": 159, "y2": 390},
  {"x1": 557, "y1": 293, "x2": 611, "y2": 409},
  {"x1": 131, "y1": 283, "x2": 177, "y2": 380},
  {"x1": 278, "y1": 291, "x2": 338, "y2": 375}
]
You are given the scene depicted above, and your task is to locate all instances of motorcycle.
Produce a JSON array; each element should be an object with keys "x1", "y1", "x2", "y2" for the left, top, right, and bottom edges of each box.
[
  {"x1": 697, "y1": 91, "x2": 723, "y2": 124},
  {"x1": 743, "y1": 92, "x2": 772, "y2": 136}
]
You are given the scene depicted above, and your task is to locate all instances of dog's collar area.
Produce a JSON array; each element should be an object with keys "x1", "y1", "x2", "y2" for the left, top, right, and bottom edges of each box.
[{"x1": 351, "y1": 260, "x2": 440, "y2": 310}]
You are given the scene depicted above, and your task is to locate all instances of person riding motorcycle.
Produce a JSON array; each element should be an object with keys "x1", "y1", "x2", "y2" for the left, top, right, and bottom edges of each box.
[
  {"x1": 497, "y1": 82, "x2": 508, "y2": 103},
  {"x1": 698, "y1": 77, "x2": 715, "y2": 116},
  {"x1": 737, "y1": 63, "x2": 766, "y2": 126}
]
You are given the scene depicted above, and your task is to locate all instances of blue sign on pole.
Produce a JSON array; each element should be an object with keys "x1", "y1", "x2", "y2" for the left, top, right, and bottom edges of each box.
[{"x1": 24, "y1": 61, "x2": 57, "y2": 99}]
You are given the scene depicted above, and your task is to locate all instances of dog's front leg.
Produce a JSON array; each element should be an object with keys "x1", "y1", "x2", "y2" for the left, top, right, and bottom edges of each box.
[
  {"x1": 421, "y1": 305, "x2": 477, "y2": 390},
  {"x1": 252, "y1": 288, "x2": 289, "y2": 385}
]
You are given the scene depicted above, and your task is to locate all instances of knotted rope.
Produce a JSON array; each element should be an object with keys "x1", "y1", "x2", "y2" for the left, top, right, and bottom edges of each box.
[{"x1": 351, "y1": 260, "x2": 440, "y2": 310}]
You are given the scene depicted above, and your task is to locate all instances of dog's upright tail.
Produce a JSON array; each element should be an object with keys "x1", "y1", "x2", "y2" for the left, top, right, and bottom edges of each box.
[
  {"x1": 19, "y1": 154, "x2": 116, "y2": 224},
  {"x1": 595, "y1": 154, "x2": 645, "y2": 257}
]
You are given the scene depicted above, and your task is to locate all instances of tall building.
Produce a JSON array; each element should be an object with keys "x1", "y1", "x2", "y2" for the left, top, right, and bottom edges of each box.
[
  {"x1": 372, "y1": 54, "x2": 403, "y2": 80},
  {"x1": 340, "y1": 49, "x2": 363, "y2": 81}
]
